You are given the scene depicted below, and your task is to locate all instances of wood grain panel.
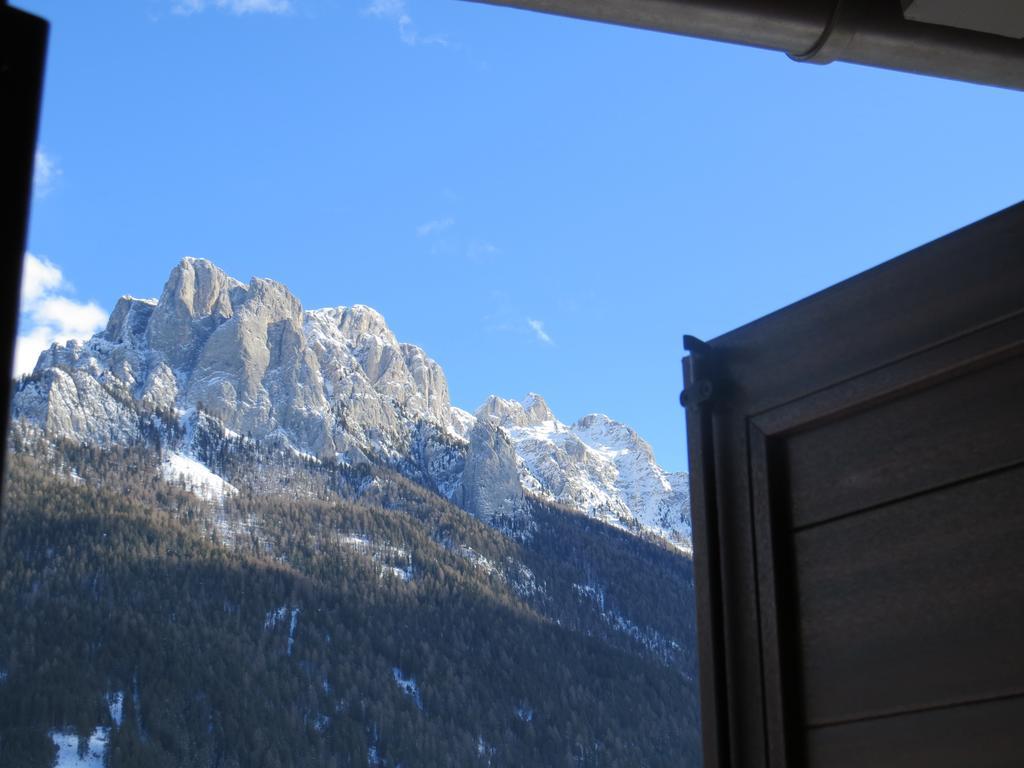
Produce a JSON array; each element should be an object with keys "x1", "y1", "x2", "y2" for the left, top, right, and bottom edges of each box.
[
  {"x1": 685, "y1": 204, "x2": 1024, "y2": 768},
  {"x1": 784, "y1": 353, "x2": 1024, "y2": 529},
  {"x1": 805, "y1": 695, "x2": 1024, "y2": 768},
  {"x1": 713, "y1": 204, "x2": 1024, "y2": 416},
  {"x1": 794, "y1": 465, "x2": 1024, "y2": 725}
]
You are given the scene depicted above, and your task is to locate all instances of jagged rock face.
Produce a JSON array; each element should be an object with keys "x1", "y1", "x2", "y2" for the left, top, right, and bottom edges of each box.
[
  {"x1": 449, "y1": 407, "x2": 476, "y2": 441},
  {"x1": 476, "y1": 393, "x2": 555, "y2": 429},
  {"x1": 408, "y1": 422, "x2": 466, "y2": 501},
  {"x1": 12, "y1": 257, "x2": 690, "y2": 548},
  {"x1": 453, "y1": 419, "x2": 527, "y2": 528},
  {"x1": 187, "y1": 276, "x2": 333, "y2": 455},
  {"x1": 469, "y1": 395, "x2": 692, "y2": 548},
  {"x1": 146, "y1": 258, "x2": 245, "y2": 372},
  {"x1": 105, "y1": 295, "x2": 156, "y2": 346},
  {"x1": 13, "y1": 365, "x2": 140, "y2": 444},
  {"x1": 304, "y1": 305, "x2": 453, "y2": 462},
  {"x1": 13, "y1": 258, "x2": 455, "y2": 466}
]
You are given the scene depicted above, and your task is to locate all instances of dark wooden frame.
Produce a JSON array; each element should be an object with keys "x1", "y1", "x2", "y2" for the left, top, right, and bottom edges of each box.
[
  {"x1": 683, "y1": 201, "x2": 1024, "y2": 768},
  {"x1": 0, "y1": 4, "x2": 48, "y2": 505}
]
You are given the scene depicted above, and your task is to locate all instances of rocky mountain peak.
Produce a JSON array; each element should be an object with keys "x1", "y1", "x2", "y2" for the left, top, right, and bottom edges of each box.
[
  {"x1": 245, "y1": 275, "x2": 302, "y2": 313},
  {"x1": 145, "y1": 258, "x2": 246, "y2": 371},
  {"x1": 573, "y1": 412, "x2": 649, "y2": 450},
  {"x1": 160, "y1": 257, "x2": 244, "y2": 320},
  {"x1": 476, "y1": 395, "x2": 523, "y2": 427},
  {"x1": 453, "y1": 418, "x2": 528, "y2": 530},
  {"x1": 103, "y1": 295, "x2": 157, "y2": 346},
  {"x1": 521, "y1": 393, "x2": 555, "y2": 425},
  {"x1": 336, "y1": 304, "x2": 396, "y2": 343},
  {"x1": 475, "y1": 394, "x2": 554, "y2": 430},
  {"x1": 304, "y1": 304, "x2": 452, "y2": 431},
  {"x1": 470, "y1": 400, "x2": 689, "y2": 547},
  {"x1": 13, "y1": 258, "x2": 689, "y2": 549}
]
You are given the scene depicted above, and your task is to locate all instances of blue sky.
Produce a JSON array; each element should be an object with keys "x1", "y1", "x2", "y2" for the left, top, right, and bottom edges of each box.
[{"x1": 16, "y1": 0, "x2": 1024, "y2": 472}]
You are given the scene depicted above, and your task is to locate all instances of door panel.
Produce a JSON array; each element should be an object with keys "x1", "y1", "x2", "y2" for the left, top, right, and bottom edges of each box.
[
  {"x1": 784, "y1": 352, "x2": 1024, "y2": 528},
  {"x1": 796, "y1": 462, "x2": 1024, "y2": 723},
  {"x1": 804, "y1": 695, "x2": 1024, "y2": 768},
  {"x1": 683, "y1": 201, "x2": 1024, "y2": 768}
]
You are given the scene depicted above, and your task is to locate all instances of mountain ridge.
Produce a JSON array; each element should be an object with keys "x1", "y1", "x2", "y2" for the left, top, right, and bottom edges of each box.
[{"x1": 13, "y1": 257, "x2": 690, "y2": 548}]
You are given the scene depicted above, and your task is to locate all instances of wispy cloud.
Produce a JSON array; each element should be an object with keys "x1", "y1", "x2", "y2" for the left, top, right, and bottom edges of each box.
[
  {"x1": 482, "y1": 293, "x2": 556, "y2": 348},
  {"x1": 527, "y1": 318, "x2": 553, "y2": 345},
  {"x1": 416, "y1": 217, "x2": 454, "y2": 237},
  {"x1": 33, "y1": 149, "x2": 61, "y2": 198},
  {"x1": 467, "y1": 240, "x2": 498, "y2": 262},
  {"x1": 364, "y1": 0, "x2": 447, "y2": 46},
  {"x1": 15, "y1": 253, "x2": 107, "y2": 377},
  {"x1": 173, "y1": 0, "x2": 292, "y2": 16}
]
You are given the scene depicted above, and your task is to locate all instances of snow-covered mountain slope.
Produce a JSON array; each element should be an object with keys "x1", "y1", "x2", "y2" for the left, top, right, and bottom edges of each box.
[
  {"x1": 161, "y1": 451, "x2": 238, "y2": 503},
  {"x1": 14, "y1": 258, "x2": 457, "y2": 462},
  {"x1": 12, "y1": 257, "x2": 690, "y2": 548},
  {"x1": 466, "y1": 394, "x2": 691, "y2": 548}
]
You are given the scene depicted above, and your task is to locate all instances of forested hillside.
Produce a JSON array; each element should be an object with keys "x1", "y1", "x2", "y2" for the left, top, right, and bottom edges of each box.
[{"x1": 0, "y1": 436, "x2": 700, "y2": 767}]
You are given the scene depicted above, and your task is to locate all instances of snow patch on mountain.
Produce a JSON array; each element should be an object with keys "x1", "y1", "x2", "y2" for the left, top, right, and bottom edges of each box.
[
  {"x1": 161, "y1": 452, "x2": 237, "y2": 503},
  {"x1": 107, "y1": 691, "x2": 124, "y2": 728},
  {"x1": 455, "y1": 545, "x2": 499, "y2": 576},
  {"x1": 573, "y1": 582, "x2": 683, "y2": 665},
  {"x1": 449, "y1": 407, "x2": 476, "y2": 441},
  {"x1": 50, "y1": 728, "x2": 109, "y2": 767},
  {"x1": 288, "y1": 608, "x2": 299, "y2": 656},
  {"x1": 337, "y1": 534, "x2": 415, "y2": 582},
  {"x1": 392, "y1": 667, "x2": 423, "y2": 710},
  {"x1": 515, "y1": 704, "x2": 534, "y2": 722}
]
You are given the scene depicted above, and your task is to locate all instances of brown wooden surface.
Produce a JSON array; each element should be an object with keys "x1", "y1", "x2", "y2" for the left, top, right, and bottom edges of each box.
[
  {"x1": 711, "y1": 206, "x2": 1024, "y2": 416},
  {"x1": 795, "y1": 462, "x2": 1024, "y2": 725},
  {"x1": 683, "y1": 354, "x2": 730, "y2": 768},
  {"x1": 784, "y1": 351, "x2": 1024, "y2": 529},
  {"x1": 686, "y1": 201, "x2": 1024, "y2": 768},
  {"x1": 749, "y1": 426, "x2": 802, "y2": 767},
  {"x1": 804, "y1": 694, "x2": 1024, "y2": 768}
]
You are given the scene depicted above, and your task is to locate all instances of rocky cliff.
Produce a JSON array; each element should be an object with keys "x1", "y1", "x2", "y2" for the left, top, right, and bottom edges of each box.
[{"x1": 12, "y1": 258, "x2": 690, "y2": 548}]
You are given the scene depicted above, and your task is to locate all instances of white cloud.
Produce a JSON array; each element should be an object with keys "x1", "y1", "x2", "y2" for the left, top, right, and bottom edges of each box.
[
  {"x1": 173, "y1": 0, "x2": 291, "y2": 16},
  {"x1": 416, "y1": 217, "x2": 454, "y2": 237},
  {"x1": 30, "y1": 296, "x2": 108, "y2": 334},
  {"x1": 20, "y1": 251, "x2": 64, "y2": 305},
  {"x1": 527, "y1": 318, "x2": 553, "y2": 345},
  {"x1": 364, "y1": 0, "x2": 447, "y2": 46},
  {"x1": 14, "y1": 253, "x2": 107, "y2": 377},
  {"x1": 33, "y1": 149, "x2": 61, "y2": 198}
]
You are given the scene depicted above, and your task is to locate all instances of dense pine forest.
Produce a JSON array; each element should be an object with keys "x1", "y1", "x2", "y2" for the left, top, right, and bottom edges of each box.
[{"x1": 0, "y1": 430, "x2": 700, "y2": 767}]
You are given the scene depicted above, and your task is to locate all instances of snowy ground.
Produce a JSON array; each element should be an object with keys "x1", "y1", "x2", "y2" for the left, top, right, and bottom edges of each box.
[
  {"x1": 107, "y1": 691, "x2": 123, "y2": 728},
  {"x1": 161, "y1": 452, "x2": 237, "y2": 503},
  {"x1": 337, "y1": 534, "x2": 414, "y2": 582},
  {"x1": 392, "y1": 667, "x2": 423, "y2": 710},
  {"x1": 264, "y1": 606, "x2": 301, "y2": 655},
  {"x1": 50, "y1": 728, "x2": 109, "y2": 767}
]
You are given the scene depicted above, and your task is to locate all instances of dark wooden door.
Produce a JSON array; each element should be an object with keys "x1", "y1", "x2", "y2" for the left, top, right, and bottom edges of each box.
[{"x1": 683, "y1": 202, "x2": 1024, "y2": 768}]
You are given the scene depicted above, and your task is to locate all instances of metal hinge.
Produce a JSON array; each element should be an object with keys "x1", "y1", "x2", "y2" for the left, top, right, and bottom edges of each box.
[{"x1": 680, "y1": 334, "x2": 714, "y2": 410}]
